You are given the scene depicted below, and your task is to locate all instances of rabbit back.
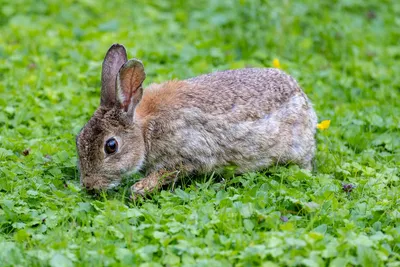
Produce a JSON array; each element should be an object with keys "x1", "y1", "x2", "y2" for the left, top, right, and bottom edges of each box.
[{"x1": 136, "y1": 68, "x2": 317, "y2": 174}]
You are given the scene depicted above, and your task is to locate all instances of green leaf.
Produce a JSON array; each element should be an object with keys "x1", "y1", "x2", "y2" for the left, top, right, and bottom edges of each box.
[
  {"x1": 329, "y1": 257, "x2": 348, "y2": 267},
  {"x1": 163, "y1": 253, "x2": 180, "y2": 265},
  {"x1": 0, "y1": 148, "x2": 14, "y2": 159},
  {"x1": 357, "y1": 246, "x2": 379, "y2": 267},
  {"x1": 175, "y1": 189, "x2": 190, "y2": 202},
  {"x1": 243, "y1": 219, "x2": 254, "y2": 232},
  {"x1": 49, "y1": 253, "x2": 73, "y2": 267},
  {"x1": 136, "y1": 245, "x2": 159, "y2": 261}
]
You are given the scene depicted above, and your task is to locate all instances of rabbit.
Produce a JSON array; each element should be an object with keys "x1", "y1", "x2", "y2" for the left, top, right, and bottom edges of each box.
[{"x1": 76, "y1": 44, "x2": 317, "y2": 198}]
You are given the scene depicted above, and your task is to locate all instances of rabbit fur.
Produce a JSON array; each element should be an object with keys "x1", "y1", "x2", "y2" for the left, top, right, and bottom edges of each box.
[{"x1": 76, "y1": 44, "x2": 317, "y2": 197}]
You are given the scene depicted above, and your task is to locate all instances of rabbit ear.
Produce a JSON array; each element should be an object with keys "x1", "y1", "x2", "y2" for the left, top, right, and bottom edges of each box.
[
  {"x1": 116, "y1": 59, "x2": 146, "y2": 115},
  {"x1": 100, "y1": 44, "x2": 127, "y2": 107}
]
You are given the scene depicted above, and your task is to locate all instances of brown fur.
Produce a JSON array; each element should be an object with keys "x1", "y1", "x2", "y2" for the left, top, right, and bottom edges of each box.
[
  {"x1": 76, "y1": 44, "x2": 317, "y2": 197},
  {"x1": 135, "y1": 81, "x2": 188, "y2": 119}
]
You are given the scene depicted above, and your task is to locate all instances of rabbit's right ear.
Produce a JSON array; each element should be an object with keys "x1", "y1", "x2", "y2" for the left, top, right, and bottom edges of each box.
[
  {"x1": 100, "y1": 44, "x2": 127, "y2": 107},
  {"x1": 116, "y1": 59, "x2": 146, "y2": 116}
]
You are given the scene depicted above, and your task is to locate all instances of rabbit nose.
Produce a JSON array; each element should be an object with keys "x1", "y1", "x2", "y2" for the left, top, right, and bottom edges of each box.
[
  {"x1": 82, "y1": 182, "x2": 90, "y2": 189},
  {"x1": 84, "y1": 180, "x2": 94, "y2": 189},
  {"x1": 82, "y1": 176, "x2": 94, "y2": 190},
  {"x1": 83, "y1": 182, "x2": 97, "y2": 193}
]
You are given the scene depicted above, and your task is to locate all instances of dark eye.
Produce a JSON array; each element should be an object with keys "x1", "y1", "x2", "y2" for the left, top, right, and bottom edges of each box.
[{"x1": 105, "y1": 138, "x2": 118, "y2": 155}]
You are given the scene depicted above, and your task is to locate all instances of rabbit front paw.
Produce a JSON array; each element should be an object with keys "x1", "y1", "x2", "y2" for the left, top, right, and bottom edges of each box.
[
  {"x1": 129, "y1": 171, "x2": 162, "y2": 200},
  {"x1": 129, "y1": 170, "x2": 179, "y2": 201},
  {"x1": 130, "y1": 182, "x2": 146, "y2": 200}
]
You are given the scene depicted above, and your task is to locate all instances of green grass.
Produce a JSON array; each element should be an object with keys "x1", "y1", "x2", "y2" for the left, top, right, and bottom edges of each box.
[{"x1": 1, "y1": 0, "x2": 399, "y2": 266}]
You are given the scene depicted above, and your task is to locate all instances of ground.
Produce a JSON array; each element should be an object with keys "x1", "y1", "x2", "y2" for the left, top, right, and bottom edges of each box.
[{"x1": 0, "y1": 0, "x2": 399, "y2": 266}]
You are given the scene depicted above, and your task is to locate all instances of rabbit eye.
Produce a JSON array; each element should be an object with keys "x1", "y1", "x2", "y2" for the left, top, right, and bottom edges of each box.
[{"x1": 105, "y1": 138, "x2": 118, "y2": 155}]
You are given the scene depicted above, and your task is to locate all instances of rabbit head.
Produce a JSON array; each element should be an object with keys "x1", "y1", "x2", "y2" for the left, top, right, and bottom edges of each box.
[{"x1": 76, "y1": 44, "x2": 146, "y2": 190}]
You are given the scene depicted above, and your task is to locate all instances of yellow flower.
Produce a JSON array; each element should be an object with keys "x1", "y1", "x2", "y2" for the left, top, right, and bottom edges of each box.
[
  {"x1": 272, "y1": 58, "x2": 281, "y2": 69},
  {"x1": 317, "y1": 120, "x2": 331, "y2": 130}
]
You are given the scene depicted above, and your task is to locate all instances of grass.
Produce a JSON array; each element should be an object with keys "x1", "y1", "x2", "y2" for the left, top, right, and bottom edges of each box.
[{"x1": 0, "y1": 0, "x2": 399, "y2": 266}]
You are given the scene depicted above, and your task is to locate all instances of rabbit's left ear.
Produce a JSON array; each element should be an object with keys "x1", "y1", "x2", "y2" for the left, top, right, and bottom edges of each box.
[
  {"x1": 116, "y1": 59, "x2": 146, "y2": 116},
  {"x1": 100, "y1": 44, "x2": 127, "y2": 108}
]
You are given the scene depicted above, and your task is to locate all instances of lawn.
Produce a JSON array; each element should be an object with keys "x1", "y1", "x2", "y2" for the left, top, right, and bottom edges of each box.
[{"x1": 0, "y1": 0, "x2": 399, "y2": 266}]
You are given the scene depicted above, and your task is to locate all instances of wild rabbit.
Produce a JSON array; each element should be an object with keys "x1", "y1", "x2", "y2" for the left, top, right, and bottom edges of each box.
[{"x1": 76, "y1": 44, "x2": 317, "y2": 198}]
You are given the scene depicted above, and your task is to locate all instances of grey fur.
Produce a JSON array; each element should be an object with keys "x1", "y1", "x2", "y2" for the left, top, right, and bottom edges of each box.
[{"x1": 76, "y1": 44, "x2": 317, "y2": 197}]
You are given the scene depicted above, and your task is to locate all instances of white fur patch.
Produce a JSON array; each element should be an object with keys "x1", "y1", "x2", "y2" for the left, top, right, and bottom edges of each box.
[{"x1": 107, "y1": 181, "x2": 121, "y2": 189}]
